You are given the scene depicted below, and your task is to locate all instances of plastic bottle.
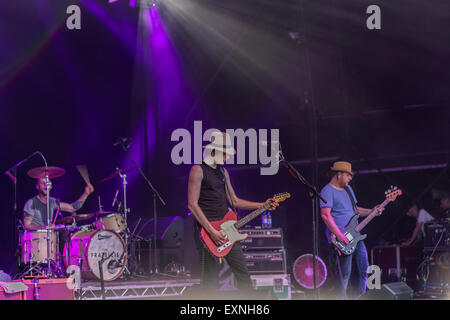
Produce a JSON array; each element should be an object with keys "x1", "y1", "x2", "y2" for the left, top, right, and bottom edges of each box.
[
  {"x1": 267, "y1": 212, "x2": 272, "y2": 228},
  {"x1": 262, "y1": 212, "x2": 267, "y2": 228}
]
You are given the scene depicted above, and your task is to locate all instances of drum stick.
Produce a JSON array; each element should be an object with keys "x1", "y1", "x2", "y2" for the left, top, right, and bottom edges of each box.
[{"x1": 76, "y1": 165, "x2": 91, "y2": 185}]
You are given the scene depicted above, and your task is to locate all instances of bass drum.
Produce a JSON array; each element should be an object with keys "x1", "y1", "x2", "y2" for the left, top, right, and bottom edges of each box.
[{"x1": 63, "y1": 229, "x2": 127, "y2": 281}]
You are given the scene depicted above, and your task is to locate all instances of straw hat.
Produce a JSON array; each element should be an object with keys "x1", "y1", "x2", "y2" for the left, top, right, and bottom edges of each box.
[
  {"x1": 203, "y1": 131, "x2": 236, "y2": 155},
  {"x1": 330, "y1": 161, "x2": 354, "y2": 176}
]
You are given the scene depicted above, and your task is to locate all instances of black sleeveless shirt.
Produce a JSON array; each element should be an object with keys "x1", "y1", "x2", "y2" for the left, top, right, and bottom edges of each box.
[{"x1": 198, "y1": 162, "x2": 229, "y2": 222}]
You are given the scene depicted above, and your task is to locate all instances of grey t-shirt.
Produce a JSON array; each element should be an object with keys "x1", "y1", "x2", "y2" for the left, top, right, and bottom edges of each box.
[{"x1": 23, "y1": 196, "x2": 58, "y2": 226}]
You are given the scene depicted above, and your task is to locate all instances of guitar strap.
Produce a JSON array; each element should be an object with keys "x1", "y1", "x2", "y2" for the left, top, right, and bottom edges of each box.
[
  {"x1": 219, "y1": 166, "x2": 238, "y2": 215},
  {"x1": 344, "y1": 186, "x2": 357, "y2": 214}
]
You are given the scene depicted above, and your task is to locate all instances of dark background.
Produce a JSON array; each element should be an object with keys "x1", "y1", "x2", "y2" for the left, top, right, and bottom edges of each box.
[{"x1": 1, "y1": 0, "x2": 449, "y2": 287}]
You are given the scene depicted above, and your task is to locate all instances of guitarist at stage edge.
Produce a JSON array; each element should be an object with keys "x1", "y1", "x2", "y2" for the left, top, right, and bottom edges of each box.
[
  {"x1": 187, "y1": 131, "x2": 278, "y2": 296},
  {"x1": 319, "y1": 161, "x2": 384, "y2": 299}
]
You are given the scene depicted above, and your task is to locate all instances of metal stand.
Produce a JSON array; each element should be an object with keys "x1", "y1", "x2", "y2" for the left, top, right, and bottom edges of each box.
[
  {"x1": 99, "y1": 252, "x2": 115, "y2": 300},
  {"x1": 115, "y1": 138, "x2": 166, "y2": 277},
  {"x1": 6, "y1": 151, "x2": 63, "y2": 279},
  {"x1": 278, "y1": 147, "x2": 326, "y2": 299},
  {"x1": 54, "y1": 200, "x2": 73, "y2": 276}
]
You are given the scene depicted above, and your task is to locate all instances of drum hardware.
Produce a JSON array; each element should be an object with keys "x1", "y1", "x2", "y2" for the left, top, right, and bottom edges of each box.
[
  {"x1": 124, "y1": 218, "x2": 152, "y2": 278},
  {"x1": 99, "y1": 251, "x2": 115, "y2": 300},
  {"x1": 54, "y1": 199, "x2": 74, "y2": 278},
  {"x1": 101, "y1": 166, "x2": 136, "y2": 183},
  {"x1": 101, "y1": 166, "x2": 133, "y2": 278},
  {"x1": 114, "y1": 137, "x2": 166, "y2": 277}
]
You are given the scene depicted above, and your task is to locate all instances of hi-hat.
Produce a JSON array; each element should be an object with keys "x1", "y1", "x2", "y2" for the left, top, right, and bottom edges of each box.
[{"x1": 27, "y1": 166, "x2": 66, "y2": 179}]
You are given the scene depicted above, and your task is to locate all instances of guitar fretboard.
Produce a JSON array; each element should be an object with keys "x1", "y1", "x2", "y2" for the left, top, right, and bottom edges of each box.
[
  {"x1": 354, "y1": 198, "x2": 391, "y2": 232},
  {"x1": 234, "y1": 202, "x2": 272, "y2": 229}
]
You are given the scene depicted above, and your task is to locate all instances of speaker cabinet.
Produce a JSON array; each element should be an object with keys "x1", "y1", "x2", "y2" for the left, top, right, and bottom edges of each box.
[{"x1": 360, "y1": 281, "x2": 413, "y2": 300}]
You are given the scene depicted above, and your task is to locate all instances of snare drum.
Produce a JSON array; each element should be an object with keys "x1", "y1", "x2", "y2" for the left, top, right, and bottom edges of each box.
[
  {"x1": 95, "y1": 213, "x2": 127, "y2": 233},
  {"x1": 20, "y1": 230, "x2": 59, "y2": 264},
  {"x1": 63, "y1": 229, "x2": 127, "y2": 281}
]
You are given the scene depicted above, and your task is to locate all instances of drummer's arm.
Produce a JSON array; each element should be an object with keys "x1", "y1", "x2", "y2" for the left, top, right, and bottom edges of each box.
[
  {"x1": 23, "y1": 214, "x2": 43, "y2": 231},
  {"x1": 60, "y1": 184, "x2": 94, "y2": 213}
]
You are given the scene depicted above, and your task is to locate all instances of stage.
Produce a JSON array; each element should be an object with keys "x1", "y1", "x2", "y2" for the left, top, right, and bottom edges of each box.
[{"x1": 80, "y1": 278, "x2": 201, "y2": 300}]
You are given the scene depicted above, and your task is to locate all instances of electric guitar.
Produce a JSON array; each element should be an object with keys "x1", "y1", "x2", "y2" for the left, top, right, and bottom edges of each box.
[
  {"x1": 331, "y1": 186, "x2": 402, "y2": 255},
  {"x1": 200, "y1": 192, "x2": 291, "y2": 257}
]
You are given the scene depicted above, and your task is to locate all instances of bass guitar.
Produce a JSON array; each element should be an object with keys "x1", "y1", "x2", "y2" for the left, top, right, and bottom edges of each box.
[
  {"x1": 200, "y1": 192, "x2": 291, "y2": 257},
  {"x1": 331, "y1": 186, "x2": 402, "y2": 255}
]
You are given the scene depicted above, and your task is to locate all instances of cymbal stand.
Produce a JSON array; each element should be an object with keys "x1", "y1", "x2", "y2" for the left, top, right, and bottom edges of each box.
[
  {"x1": 34, "y1": 151, "x2": 65, "y2": 278},
  {"x1": 54, "y1": 200, "x2": 73, "y2": 276},
  {"x1": 117, "y1": 168, "x2": 133, "y2": 277},
  {"x1": 34, "y1": 151, "x2": 56, "y2": 278},
  {"x1": 117, "y1": 168, "x2": 130, "y2": 238},
  {"x1": 115, "y1": 138, "x2": 166, "y2": 277}
]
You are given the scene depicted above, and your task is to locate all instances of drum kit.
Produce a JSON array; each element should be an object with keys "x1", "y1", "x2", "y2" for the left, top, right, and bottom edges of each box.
[{"x1": 16, "y1": 165, "x2": 140, "y2": 283}]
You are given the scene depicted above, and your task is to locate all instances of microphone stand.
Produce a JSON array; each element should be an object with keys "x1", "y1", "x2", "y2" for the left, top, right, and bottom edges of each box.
[
  {"x1": 54, "y1": 200, "x2": 73, "y2": 275},
  {"x1": 278, "y1": 146, "x2": 326, "y2": 298},
  {"x1": 33, "y1": 152, "x2": 53, "y2": 277},
  {"x1": 5, "y1": 151, "x2": 50, "y2": 277},
  {"x1": 116, "y1": 138, "x2": 166, "y2": 277}
]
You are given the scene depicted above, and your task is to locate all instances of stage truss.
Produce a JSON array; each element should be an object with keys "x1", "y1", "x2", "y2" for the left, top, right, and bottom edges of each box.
[{"x1": 79, "y1": 279, "x2": 200, "y2": 300}]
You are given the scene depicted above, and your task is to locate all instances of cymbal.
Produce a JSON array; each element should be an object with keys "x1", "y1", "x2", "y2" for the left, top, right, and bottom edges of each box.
[
  {"x1": 27, "y1": 166, "x2": 66, "y2": 179},
  {"x1": 82, "y1": 210, "x2": 114, "y2": 216},
  {"x1": 101, "y1": 166, "x2": 136, "y2": 182},
  {"x1": 55, "y1": 214, "x2": 95, "y2": 224},
  {"x1": 55, "y1": 211, "x2": 114, "y2": 224}
]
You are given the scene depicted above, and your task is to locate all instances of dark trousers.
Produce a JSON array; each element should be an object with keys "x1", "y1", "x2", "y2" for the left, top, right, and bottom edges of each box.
[{"x1": 194, "y1": 226, "x2": 252, "y2": 292}]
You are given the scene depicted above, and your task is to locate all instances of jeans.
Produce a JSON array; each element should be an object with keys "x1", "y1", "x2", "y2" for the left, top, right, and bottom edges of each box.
[{"x1": 335, "y1": 241, "x2": 369, "y2": 299}]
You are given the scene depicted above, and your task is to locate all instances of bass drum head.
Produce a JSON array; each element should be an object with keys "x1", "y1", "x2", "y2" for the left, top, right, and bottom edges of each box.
[{"x1": 86, "y1": 230, "x2": 127, "y2": 281}]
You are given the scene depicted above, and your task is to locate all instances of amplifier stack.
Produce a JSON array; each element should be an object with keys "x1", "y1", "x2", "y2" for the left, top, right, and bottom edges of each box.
[{"x1": 240, "y1": 227, "x2": 286, "y2": 274}]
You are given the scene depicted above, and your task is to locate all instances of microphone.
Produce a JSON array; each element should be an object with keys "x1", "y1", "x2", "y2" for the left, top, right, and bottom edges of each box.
[
  {"x1": 112, "y1": 189, "x2": 119, "y2": 207},
  {"x1": 113, "y1": 137, "x2": 131, "y2": 147},
  {"x1": 4, "y1": 171, "x2": 17, "y2": 184},
  {"x1": 260, "y1": 140, "x2": 283, "y2": 162}
]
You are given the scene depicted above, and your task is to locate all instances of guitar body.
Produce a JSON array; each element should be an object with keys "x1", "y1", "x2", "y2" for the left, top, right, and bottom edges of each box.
[
  {"x1": 200, "y1": 211, "x2": 248, "y2": 258},
  {"x1": 331, "y1": 187, "x2": 402, "y2": 255},
  {"x1": 331, "y1": 215, "x2": 367, "y2": 255}
]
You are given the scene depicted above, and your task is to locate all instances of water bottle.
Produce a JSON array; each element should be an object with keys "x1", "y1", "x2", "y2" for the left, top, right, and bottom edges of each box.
[
  {"x1": 267, "y1": 212, "x2": 272, "y2": 228},
  {"x1": 262, "y1": 212, "x2": 268, "y2": 228}
]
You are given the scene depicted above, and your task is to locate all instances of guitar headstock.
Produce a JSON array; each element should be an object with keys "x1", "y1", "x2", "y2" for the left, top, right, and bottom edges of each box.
[
  {"x1": 272, "y1": 192, "x2": 291, "y2": 203},
  {"x1": 385, "y1": 186, "x2": 402, "y2": 202}
]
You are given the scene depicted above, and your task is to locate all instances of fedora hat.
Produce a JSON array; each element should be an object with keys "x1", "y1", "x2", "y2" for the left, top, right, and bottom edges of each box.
[
  {"x1": 203, "y1": 131, "x2": 236, "y2": 156},
  {"x1": 330, "y1": 161, "x2": 354, "y2": 176}
]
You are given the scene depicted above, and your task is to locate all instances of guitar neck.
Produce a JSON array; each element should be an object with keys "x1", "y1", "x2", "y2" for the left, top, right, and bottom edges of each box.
[
  {"x1": 234, "y1": 203, "x2": 271, "y2": 229},
  {"x1": 354, "y1": 198, "x2": 390, "y2": 233}
]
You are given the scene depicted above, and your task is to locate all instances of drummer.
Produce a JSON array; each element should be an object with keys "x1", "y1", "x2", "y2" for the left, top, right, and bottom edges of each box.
[{"x1": 23, "y1": 177, "x2": 94, "y2": 230}]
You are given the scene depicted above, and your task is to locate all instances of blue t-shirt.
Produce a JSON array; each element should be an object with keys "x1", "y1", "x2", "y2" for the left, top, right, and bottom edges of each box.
[{"x1": 320, "y1": 184, "x2": 357, "y2": 239}]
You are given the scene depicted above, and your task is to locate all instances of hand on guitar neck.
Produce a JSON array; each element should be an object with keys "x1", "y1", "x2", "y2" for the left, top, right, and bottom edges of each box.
[{"x1": 372, "y1": 204, "x2": 385, "y2": 216}]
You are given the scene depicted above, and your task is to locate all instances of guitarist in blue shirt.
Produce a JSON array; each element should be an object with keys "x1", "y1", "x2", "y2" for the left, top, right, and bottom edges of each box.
[{"x1": 319, "y1": 161, "x2": 384, "y2": 299}]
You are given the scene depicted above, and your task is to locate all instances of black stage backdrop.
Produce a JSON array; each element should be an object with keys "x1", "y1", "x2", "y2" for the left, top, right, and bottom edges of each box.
[{"x1": 0, "y1": 0, "x2": 449, "y2": 284}]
